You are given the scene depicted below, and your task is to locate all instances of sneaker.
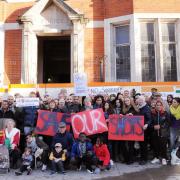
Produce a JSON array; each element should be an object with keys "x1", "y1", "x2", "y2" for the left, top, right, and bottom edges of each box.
[
  {"x1": 87, "y1": 169, "x2": 93, "y2": 174},
  {"x1": 27, "y1": 167, "x2": 32, "y2": 175},
  {"x1": 50, "y1": 171, "x2": 57, "y2": 175},
  {"x1": 151, "y1": 158, "x2": 160, "y2": 164},
  {"x1": 77, "y1": 166, "x2": 82, "y2": 171},
  {"x1": 15, "y1": 171, "x2": 22, "y2": 176},
  {"x1": 162, "y1": 159, "x2": 167, "y2": 165},
  {"x1": 41, "y1": 164, "x2": 47, "y2": 172},
  {"x1": 110, "y1": 159, "x2": 114, "y2": 166}
]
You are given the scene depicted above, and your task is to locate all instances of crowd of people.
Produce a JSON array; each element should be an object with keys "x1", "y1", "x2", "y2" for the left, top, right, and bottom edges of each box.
[{"x1": 0, "y1": 87, "x2": 180, "y2": 176}]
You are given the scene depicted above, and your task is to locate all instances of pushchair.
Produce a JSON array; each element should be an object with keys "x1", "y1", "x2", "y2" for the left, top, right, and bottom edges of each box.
[{"x1": 0, "y1": 145, "x2": 9, "y2": 174}]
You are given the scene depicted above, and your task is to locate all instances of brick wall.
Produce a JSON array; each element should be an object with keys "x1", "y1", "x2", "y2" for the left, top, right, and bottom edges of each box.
[
  {"x1": 134, "y1": 0, "x2": 180, "y2": 13},
  {"x1": 4, "y1": 30, "x2": 22, "y2": 84},
  {"x1": 84, "y1": 28, "x2": 104, "y2": 82}
]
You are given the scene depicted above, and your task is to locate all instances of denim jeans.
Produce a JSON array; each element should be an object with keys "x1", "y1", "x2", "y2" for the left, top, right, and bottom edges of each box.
[{"x1": 170, "y1": 127, "x2": 180, "y2": 150}]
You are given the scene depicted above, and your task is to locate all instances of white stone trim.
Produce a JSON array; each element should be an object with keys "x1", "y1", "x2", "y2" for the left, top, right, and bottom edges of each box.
[
  {"x1": 0, "y1": 22, "x2": 5, "y2": 86},
  {"x1": 6, "y1": 0, "x2": 35, "y2": 2},
  {"x1": 86, "y1": 21, "x2": 104, "y2": 28},
  {"x1": 105, "y1": 13, "x2": 180, "y2": 82},
  {"x1": 4, "y1": 23, "x2": 22, "y2": 30}
]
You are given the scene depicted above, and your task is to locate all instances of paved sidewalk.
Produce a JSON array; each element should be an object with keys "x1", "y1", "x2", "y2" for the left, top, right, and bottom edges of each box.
[{"x1": 0, "y1": 162, "x2": 161, "y2": 180}]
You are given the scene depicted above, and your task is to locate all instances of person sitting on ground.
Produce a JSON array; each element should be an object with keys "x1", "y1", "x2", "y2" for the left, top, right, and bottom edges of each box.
[
  {"x1": 15, "y1": 147, "x2": 33, "y2": 176},
  {"x1": 26, "y1": 133, "x2": 49, "y2": 171},
  {"x1": 71, "y1": 132, "x2": 95, "y2": 174},
  {"x1": 49, "y1": 143, "x2": 66, "y2": 175},
  {"x1": 93, "y1": 137, "x2": 110, "y2": 171}
]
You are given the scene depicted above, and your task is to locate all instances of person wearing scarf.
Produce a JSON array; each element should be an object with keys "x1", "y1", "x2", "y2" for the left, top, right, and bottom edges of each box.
[
  {"x1": 3, "y1": 119, "x2": 21, "y2": 169},
  {"x1": 169, "y1": 97, "x2": 180, "y2": 150},
  {"x1": 151, "y1": 101, "x2": 170, "y2": 165}
]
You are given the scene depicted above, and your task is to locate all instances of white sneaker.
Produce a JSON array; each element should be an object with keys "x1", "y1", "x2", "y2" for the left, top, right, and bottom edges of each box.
[
  {"x1": 77, "y1": 166, "x2": 81, "y2": 171},
  {"x1": 162, "y1": 159, "x2": 167, "y2": 165},
  {"x1": 87, "y1": 169, "x2": 93, "y2": 174},
  {"x1": 41, "y1": 164, "x2": 47, "y2": 171},
  {"x1": 151, "y1": 158, "x2": 160, "y2": 164},
  {"x1": 110, "y1": 159, "x2": 114, "y2": 166}
]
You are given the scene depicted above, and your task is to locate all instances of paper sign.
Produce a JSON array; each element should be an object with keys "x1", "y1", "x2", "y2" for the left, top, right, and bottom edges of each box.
[{"x1": 16, "y1": 98, "x2": 39, "y2": 107}]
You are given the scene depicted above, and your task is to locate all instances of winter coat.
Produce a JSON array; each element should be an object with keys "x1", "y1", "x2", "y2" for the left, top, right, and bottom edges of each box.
[
  {"x1": 0, "y1": 109, "x2": 14, "y2": 119},
  {"x1": 23, "y1": 106, "x2": 38, "y2": 127},
  {"x1": 93, "y1": 144, "x2": 110, "y2": 166},
  {"x1": 52, "y1": 131, "x2": 74, "y2": 153},
  {"x1": 151, "y1": 111, "x2": 170, "y2": 137},
  {"x1": 71, "y1": 140, "x2": 94, "y2": 158}
]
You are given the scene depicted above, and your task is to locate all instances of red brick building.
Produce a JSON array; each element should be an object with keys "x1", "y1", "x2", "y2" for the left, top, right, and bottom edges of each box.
[{"x1": 0, "y1": 0, "x2": 180, "y2": 85}]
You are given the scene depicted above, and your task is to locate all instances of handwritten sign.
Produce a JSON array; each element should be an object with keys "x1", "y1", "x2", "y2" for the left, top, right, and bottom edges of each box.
[
  {"x1": 35, "y1": 110, "x2": 71, "y2": 136},
  {"x1": 16, "y1": 98, "x2": 39, "y2": 107},
  {"x1": 74, "y1": 73, "x2": 88, "y2": 96},
  {"x1": 108, "y1": 115, "x2": 144, "y2": 141},
  {"x1": 71, "y1": 108, "x2": 108, "y2": 138}
]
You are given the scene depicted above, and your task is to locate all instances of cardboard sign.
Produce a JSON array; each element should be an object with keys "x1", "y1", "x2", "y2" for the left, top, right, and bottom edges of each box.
[
  {"x1": 16, "y1": 98, "x2": 39, "y2": 107},
  {"x1": 35, "y1": 110, "x2": 71, "y2": 136},
  {"x1": 108, "y1": 115, "x2": 144, "y2": 141},
  {"x1": 74, "y1": 73, "x2": 88, "y2": 96},
  {"x1": 71, "y1": 108, "x2": 108, "y2": 138}
]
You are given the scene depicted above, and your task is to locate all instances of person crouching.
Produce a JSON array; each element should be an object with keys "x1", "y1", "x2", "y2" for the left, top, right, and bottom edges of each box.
[
  {"x1": 15, "y1": 147, "x2": 33, "y2": 175},
  {"x1": 49, "y1": 143, "x2": 66, "y2": 175},
  {"x1": 71, "y1": 132, "x2": 95, "y2": 174}
]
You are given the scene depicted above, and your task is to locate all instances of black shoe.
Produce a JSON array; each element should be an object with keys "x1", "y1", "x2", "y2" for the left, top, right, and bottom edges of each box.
[
  {"x1": 15, "y1": 171, "x2": 22, "y2": 176},
  {"x1": 139, "y1": 160, "x2": 147, "y2": 165},
  {"x1": 27, "y1": 168, "x2": 32, "y2": 175}
]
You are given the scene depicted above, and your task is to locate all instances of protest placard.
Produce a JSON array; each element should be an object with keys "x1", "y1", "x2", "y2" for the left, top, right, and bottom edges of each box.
[
  {"x1": 16, "y1": 98, "x2": 39, "y2": 107},
  {"x1": 71, "y1": 108, "x2": 108, "y2": 138},
  {"x1": 74, "y1": 73, "x2": 88, "y2": 96},
  {"x1": 108, "y1": 115, "x2": 144, "y2": 141},
  {"x1": 35, "y1": 110, "x2": 71, "y2": 136}
]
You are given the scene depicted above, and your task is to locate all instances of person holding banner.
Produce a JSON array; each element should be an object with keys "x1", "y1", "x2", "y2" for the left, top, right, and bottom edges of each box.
[
  {"x1": 81, "y1": 97, "x2": 93, "y2": 111},
  {"x1": 151, "y1": 101, "x2": 170, "y2": 165},
  {"x1": 121, "y1": 97, "x2": 139, "y2": 164},
  {"x1": 137, "y1": 96, "x2": 152, "y2": 165}
]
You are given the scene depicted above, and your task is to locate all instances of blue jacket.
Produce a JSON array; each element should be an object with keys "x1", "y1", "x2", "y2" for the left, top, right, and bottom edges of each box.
[
  {"x1": 23, "y1": 106, "x2": 38, "y2": 127},
  {"x1": 71, "y1": 140, "x2": 94, "y2": 158}
]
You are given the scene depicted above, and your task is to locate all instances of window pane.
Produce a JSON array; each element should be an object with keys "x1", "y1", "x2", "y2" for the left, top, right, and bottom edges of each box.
[
  {"x1": 141, "y1": 44, "x2": 156, "y2": 81},
  {"x1": 116, "y1": 25, "x2": 129, "y2": 44},
  {"x1": 116, "y1": 46, "x2": 130, "y2": 81},
  {"x1": 161, "y1": 23, "x2": 175, "y2": 42},
  {"x1": 163, "y1": 44, "x2": 177, "y2": 81},
  {"x1": 141, "y1": 23, "x2": 154, "y2": 42}
]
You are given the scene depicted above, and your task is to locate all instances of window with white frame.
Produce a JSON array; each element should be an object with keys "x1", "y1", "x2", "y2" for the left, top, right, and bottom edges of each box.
[
  {"x1": 161, "y1": 23, "x2": 177, "y2": 81},
  {"x1": 140, "y1": 23, "x2": 156, "y2": 82},
  {"x1": 115, "y1": 25, "x2": 130, "y2": 82}
]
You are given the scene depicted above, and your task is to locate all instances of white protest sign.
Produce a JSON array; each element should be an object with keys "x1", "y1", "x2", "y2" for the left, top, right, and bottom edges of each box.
[
  {"x1": 16, "y1": 98, "x2": 39, "y2": 107},
  {"x1": 74, "y1": 73, "x2": 88, "y2": 96}
]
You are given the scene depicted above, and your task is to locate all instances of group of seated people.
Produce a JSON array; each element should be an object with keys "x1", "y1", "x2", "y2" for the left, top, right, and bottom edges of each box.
[{"x1": 0, "y1": 87, "x2": 179, "y2": 175}]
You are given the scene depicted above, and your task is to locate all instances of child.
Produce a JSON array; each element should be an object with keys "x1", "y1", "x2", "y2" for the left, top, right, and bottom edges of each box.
[
  {"x1": 94, "y1": 137, "x2": 111, "y2": 171},
  {"x1": 71, "y1": 132, "x2": 95, "y2": 174},
  {"x1": 15, "y1": 147, "x2": 33, "y2": 175},
  {"x1": 49, "y1": 143, "x2": 66, "y2": 175}
]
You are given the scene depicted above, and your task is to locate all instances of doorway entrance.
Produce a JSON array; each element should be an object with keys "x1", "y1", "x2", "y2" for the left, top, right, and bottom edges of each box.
[{"x1": 38, "y1": 36, "x2": 71, "y2": 83}]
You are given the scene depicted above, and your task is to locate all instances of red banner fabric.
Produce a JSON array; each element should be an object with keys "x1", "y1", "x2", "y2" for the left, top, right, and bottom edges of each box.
[
  {"x1": 71, "y1": 108, "x2": 108, "y2": 138},
  {"x1": 108, "y1": 115, "x2": 144, "y2": 141},
  {"x1": 35, "y1": 110, "x2": 71, "y2": 136}
]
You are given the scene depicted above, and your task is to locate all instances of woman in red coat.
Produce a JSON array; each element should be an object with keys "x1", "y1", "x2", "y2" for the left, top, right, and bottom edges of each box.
[{"x1": 94, "y1": 137, "x2": 110, "y2": 170}]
